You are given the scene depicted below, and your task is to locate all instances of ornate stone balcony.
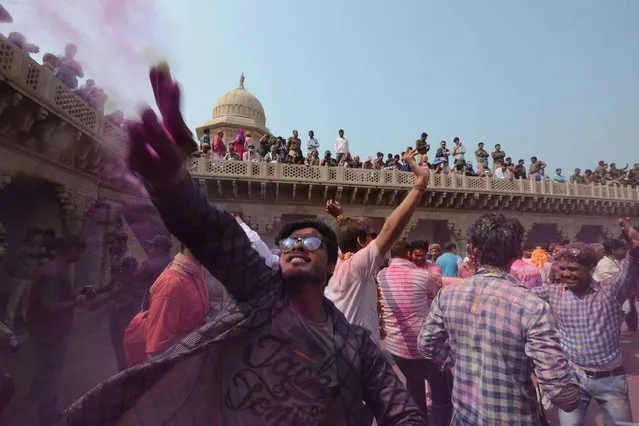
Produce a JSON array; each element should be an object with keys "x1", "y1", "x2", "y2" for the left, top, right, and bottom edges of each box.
[
  {"x1": 0, "y1": 35, "x2": 140, "y2": 204},
  {"x1": 0, "y1": 35, "x2": 128, "y2": 155},
  {"x1": 189, "y1": 159, "x2": 639, "y2": 217}
]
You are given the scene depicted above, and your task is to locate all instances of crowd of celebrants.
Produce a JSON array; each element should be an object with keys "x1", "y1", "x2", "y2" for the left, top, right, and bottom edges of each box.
[
  {"x1": 196, "y1": 128, "x2": 639, "y2": 187},
  {"x1": 0, "y1": 7, "x2": 123, "y2": 123}
]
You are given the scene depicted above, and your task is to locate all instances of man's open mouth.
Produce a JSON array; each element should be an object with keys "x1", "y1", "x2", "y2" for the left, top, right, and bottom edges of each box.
[{"x1": 287, "y1": 254, "x2": 310, "y2": 265}]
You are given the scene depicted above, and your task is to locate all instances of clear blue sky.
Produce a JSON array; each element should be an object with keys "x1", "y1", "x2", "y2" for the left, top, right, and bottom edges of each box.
[{"x1": 6, "y1": 0, "x2": 639, "y2": 173}]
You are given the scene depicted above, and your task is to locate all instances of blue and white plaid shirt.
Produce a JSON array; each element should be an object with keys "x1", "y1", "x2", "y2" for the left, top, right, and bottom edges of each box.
[
  {"x1": 529, "y1": 252, "x2": 639, "y2": 368},
  {"x1": 418, "y1": 270, "x2": 579, "y2": 425}
]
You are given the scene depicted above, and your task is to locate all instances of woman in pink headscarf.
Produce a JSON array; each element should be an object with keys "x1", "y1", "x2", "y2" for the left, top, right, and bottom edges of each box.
[{"x1": 231, "y1": 129, "x2": 245, "y2": 160}]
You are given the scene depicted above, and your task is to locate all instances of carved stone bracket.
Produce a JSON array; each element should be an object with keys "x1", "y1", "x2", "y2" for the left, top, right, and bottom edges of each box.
[
  {"x1": 245, "y1": 214, "x2": 282, "y2": 237},
  {"x1": 447, "y1": 219, "x2": 471, "y2": 252},
  {"x1": 401, "y1": 219, "x2": 418, "y2": 239},
  {"x1": 56, "y1": 186, "x2": 95, "y2": 220},
  {"x1": 556, "y1": 222, "x2": 580, "y2": 242}
]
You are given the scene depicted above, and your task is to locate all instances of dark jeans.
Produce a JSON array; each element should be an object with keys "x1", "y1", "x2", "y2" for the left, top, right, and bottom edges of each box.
[
  {"x1": 109, "y1": 308, "x2": 137, "y2": 371},
  {"x1": 30, "y1": 333, "x2": 68, "y2": 426},
  {"x1": 392, "y1": 355, "x2": 453, "y2": 425},
  {"x1": 335, "y1": 153, "x2": 345, "y2": 164},
  {"x1": 626, "y1": 297, "x2": 638, "y2": 331}
]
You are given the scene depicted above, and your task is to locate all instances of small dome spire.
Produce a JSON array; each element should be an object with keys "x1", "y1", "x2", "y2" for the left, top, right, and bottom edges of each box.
[{"x1": 239, "y1": 73, "x2": 245, "y2": 89}]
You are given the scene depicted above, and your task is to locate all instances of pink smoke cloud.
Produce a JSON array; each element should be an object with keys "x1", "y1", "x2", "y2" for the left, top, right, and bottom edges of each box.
[{"x1": 13, "y1": 0, "x2": 171, "y2": 115}]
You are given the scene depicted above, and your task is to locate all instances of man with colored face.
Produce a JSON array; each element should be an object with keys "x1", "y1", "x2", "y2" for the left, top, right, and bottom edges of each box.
[
  {"x1": 530, "y1": 224, "x2": 639, "y2": 426},
  {"x1": 63, "y1": 63, "x2": 425, "y2": 426}
]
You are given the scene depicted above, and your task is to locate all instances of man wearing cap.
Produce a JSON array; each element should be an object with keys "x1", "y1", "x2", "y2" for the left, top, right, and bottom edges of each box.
[
  {"x1": 320, "y1": 150, "x2": 337, "y2": 166},
  {"x1": 137, "y1": 235, "x2": 172, "y2": 310},
  {"x1": 530, "y1": 226, "x2": 639, "y2": 426}
]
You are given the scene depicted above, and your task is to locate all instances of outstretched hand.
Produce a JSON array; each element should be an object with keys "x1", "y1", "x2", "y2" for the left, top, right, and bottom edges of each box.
[
  {"x1": 127, "y1": 62, "x2": 197, "y2": 185},
  {"x1": 402, "y1": 147, "x2": 430, "y2": 187},
  {"x1": 326, "y1": 199, "x2": 344, "y2": 218},
  {"x1": 619, "y1": 217, "x2": 639, "y2": 249}
]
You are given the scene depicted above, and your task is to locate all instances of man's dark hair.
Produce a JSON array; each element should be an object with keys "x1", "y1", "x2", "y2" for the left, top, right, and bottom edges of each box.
[
  {"x1": 409, "y1": 240, "x2": 429, "y2": 251},
  {"x1": 275, "y1": 218, "x2": 338, "y2": 264},
  {"x1": 523, "y1": 241, "x2": 537, "y2": 251},
  {"x1": 443, "y1": 242, "x2": 457, "y2": 252},
  {"x1": 203, "y1": 128, "x2": 210, "y2": 134},
  {"x1": 421, "y1": 132, "x2": 428, "y2": 138},
  {"x1": 469, "y1": 213, "x2": 524, "y2": 269},
  {"x1": 603, "y1": 238, "x2": 628, "y2": 255},
  {"x1": 530, "y1": 156, "x2": 537, "y2": 162},
  {"x1": 53, "y1": 235, "x2": 86, "y2": 255},
  {"x1": 390, "y1": 240, "x2": 411, "y2": 259}
]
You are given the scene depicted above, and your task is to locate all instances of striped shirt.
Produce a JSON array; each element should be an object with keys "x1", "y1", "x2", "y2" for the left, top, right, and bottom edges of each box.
[
  {"x1": 377, "y1": 258, "x2": 438, "y2": 359},
  {"x1": 419, "y1": 269, "x2": 579, "y2": 424}
]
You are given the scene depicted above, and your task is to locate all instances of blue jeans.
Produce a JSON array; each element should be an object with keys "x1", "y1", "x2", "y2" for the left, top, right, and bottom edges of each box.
[{"x1": 558, "y1": 373, "x2": 632, "y2": 426}]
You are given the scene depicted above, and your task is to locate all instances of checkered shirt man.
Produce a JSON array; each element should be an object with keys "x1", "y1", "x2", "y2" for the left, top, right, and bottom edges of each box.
[{"x1": 418, "y1": 269, "x2": 579, "y2": 425}]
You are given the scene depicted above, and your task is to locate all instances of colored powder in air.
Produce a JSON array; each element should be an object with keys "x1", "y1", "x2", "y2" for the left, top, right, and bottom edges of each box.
[{"x1": 12, "y1": 0, "x2": 172, "y2": 115}]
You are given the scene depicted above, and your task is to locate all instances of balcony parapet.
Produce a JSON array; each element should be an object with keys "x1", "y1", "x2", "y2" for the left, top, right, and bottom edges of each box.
[
  {"x1": 189, "y1": 159, "x2": 639, "y2": 203},
  {"x1": 0, "y1": 35, "x2": 127, "y2": 159}
]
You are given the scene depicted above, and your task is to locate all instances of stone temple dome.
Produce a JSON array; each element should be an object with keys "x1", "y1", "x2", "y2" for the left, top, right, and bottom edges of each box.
[{"x1": 196, "y1": 74, "x2": 269, "y2": 140}]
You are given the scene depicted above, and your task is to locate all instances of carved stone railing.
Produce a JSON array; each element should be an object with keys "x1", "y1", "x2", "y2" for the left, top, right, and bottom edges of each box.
[
  {"x1": 188, "y1": 159, "x2": 639, "y2": 202},
  {"x1": 0, "y1": 35, "x2": 127, "y2": 158}
]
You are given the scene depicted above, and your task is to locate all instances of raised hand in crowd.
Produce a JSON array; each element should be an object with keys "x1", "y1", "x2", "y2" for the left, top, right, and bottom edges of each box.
[
  {"x1": 128, "y1": 62, "x2": 196, "y2": 185},
  {"x1": 326, "y1": 199, "x2": 344, "y2": 219}
]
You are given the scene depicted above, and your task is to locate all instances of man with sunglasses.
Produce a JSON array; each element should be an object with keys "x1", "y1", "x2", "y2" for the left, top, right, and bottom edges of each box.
[
  {"x1": 529, "y1": 227, "x2": 639, "y2": 426},
  {"x1": 63, "y1": 64, "x2": 425, "y2": 426}
]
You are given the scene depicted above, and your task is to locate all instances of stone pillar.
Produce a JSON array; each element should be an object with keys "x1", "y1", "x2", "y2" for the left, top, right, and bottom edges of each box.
[
  {"x1": 401, "y1": 219, "x2": 419, "y2": 240},
  {"x1": 56, "y1": 187, "x2": 95, "y2": 236},
  {"x1": 55, "y1": 186, "x2": 97, "y2": 288},
  {"x1": 518, "y1": 217, "x2": 536, "y2": 242},
  {"x1": 447, "y1": 219, "x2": 471, "y2": 257},
  {"x1": 556, "y1": 221, "x2": 580, "y2": 242},
  {"x1": 600, "y1": 223, "x2": 619, "y2": 242}
]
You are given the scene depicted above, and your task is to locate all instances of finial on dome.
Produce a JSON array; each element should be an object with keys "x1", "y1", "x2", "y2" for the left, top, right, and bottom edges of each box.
[{"x1": 239, "y1": 73, "x2": 245, "y2": 89}]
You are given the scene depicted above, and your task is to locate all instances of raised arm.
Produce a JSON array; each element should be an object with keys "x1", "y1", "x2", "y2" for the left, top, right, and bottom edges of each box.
[
  {"x1": 374, "y1": 148, "x2": 429, "y2": 256},
  {"x1": 610, "y1": 218, "x2": 639, "y2": 302},
  {"x1": 127, "y1": 63, "x2": 278, "y2": 303}
]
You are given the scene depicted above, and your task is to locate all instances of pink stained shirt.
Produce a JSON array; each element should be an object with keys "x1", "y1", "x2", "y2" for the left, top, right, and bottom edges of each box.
[
  {"x1": 416, "y1": 260, "x2": 443, "y2": 288},
  {"x1": 510, "y1": 258, "x2": 542, "y2": 289},
  {"x1": 325, "y1": 242, "x2": 386, "y2": 346},
  {"x1": 145, "y1": 253, "x2": 209, "y2": 357},
  {"x1": 377, "y1": 258, "x2": 439, "y2": 359}
]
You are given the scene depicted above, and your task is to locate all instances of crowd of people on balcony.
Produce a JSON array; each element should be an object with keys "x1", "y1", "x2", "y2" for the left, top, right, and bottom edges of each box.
[
  {"x1": 1, "y1": 6, "x2": 109, "y2": 111},
  {"x1": 195, "y1": 127, "x2": 639, "y2": 188}
]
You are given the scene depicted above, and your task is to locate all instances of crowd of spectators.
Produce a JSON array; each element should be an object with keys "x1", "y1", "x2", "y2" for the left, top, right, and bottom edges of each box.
[
  {"x1": 195, "y1": 128, "x2": 639, "y2": 188},
  {"x1": 1, "y1": 6, "x2": 110, "y2": 112}
]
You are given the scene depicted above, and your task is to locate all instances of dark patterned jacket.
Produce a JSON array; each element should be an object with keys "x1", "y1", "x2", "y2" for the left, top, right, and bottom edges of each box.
[{"x1": 62, "y1": 172, "x2": 425, "y2": 426}]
